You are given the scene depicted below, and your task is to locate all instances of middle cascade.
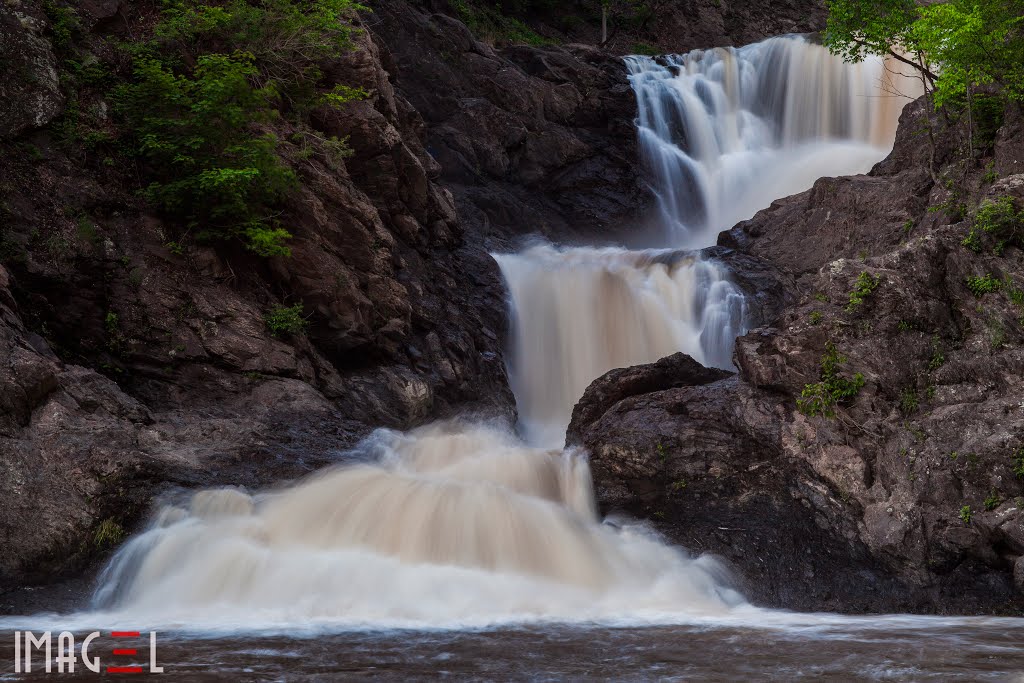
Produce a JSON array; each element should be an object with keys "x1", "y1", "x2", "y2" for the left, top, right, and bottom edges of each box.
[
  {"x1": 496, "y1": 247, "x2": 744, "y2": 446},
  {"x1": 498, "y1": 35, "x2": 921, "y2": 445}
]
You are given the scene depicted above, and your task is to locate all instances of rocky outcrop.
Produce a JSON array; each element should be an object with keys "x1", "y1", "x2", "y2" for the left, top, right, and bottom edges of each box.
[
  {"x1": 570, "y1": 100, "x2": 1024, "y2": 614},
  {"x1": 372, "y1": 0, "x2": 652, "y2": 247}
]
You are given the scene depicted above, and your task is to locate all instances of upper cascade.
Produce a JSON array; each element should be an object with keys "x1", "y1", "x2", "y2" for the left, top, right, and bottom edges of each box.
[{"x1": 627, "y1": 35, "x2": 923, "y2": 246}]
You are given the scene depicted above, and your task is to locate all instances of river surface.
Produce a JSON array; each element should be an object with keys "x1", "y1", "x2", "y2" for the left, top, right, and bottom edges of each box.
[{"x1": 3, "y1": 615, "x2": 1024, "y2": 680}]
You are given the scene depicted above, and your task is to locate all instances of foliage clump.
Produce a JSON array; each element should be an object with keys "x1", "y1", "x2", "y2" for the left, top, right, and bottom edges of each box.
[
  {"x1": 965, "y1": 273, "x2": 1000, "y2": 297},
  {"x1": 959, "y1": 505, "x2": 972, "y2": 524},
  {"x1": 797, "y1": 341, "x2": 866, "y2": 418},
  {"x1": 846, "y1": 271, "x2": 880, "y2": 312},
  {"x1": 1012, "y1": 447, "x2": 1024, "y2": 479},
  {"x1": 824, "y1": 0, "x2": 1024, "y2": 107},
  {"x1": 94, "y1": 518, "x2": 126, "y2": 549},
  {"x1": 966, "y1": 196, "x2": 1023, "y2": 256},
  {"x1": 265, "y1": 303, "x2": 308, "y2": 336},
  {"x1": 115, "y1": 0, "x2": 366, "y2": 256},
  {"x1": 898, "y1": 387, "x2": 918, "y2": 414},
  {"x1": 450, "y1": 0, "x2": 555, "y2": 45}
]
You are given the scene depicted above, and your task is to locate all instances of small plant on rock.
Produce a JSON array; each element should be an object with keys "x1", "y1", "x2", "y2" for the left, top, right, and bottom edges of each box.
[
  {"x1": 982, "y1": 162, "x2": 999, "y2": 185},
  {"x1": 265, "y1": 303, "x2": 307, "y2": 337},
  {"x1": 962, "y1": 228, "x2": 984, "y2": 253},
  {"x1": 94, "y1": 518, "x2": 126, "y2": 548},
  {"x1": 974, "y1": 196, "x2": 1023, "y2": 255},
  {"x1": 1012, "y1": 447, "x2": 1024, "y2": 478},
  {"x1": 959, "y1": 505, "x2": 972, "y2": 524},
  {"x1": 899, "y1": 387, "x2": 919, "y2": 414},
  {"x1": 966, "y1": 273, "x2": 1001, "y2": 297},
  {"x1": 984, "y1": 491, "x2": 1001, "y2": 511},
  {"x1": 927, "y1": 338, "x2": 945, "y2": 371},
  {"x1": 846, "y1": 271, "x2": 880, "y2": 312},
  {"x1": 797, "y1": 341, "x2": 866, "y2": 418}
]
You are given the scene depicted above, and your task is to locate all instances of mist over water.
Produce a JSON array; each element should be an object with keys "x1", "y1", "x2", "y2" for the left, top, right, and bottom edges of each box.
[{"x1": 75, "y1": 35, "x2": 925, "y2": 632}]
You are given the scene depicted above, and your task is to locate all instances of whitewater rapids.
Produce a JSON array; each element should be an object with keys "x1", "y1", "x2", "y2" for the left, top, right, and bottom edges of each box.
[{"x1": 89, "y1": 422, "x2": 744, "y2": 628}]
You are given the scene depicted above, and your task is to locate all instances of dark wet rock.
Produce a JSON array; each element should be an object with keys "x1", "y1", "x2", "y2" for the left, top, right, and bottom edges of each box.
[
  {"x1": 371, "y1": 0, "x2": 652, "y2": 246},
  {"x1": 567, "y1": 353, "x2": 732, "y2": 445}
]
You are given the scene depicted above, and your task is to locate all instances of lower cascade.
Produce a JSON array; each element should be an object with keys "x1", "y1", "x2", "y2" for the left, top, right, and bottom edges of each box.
[
  {"x1": 86, "y1": 34, "x2": 916, "y2": 627},
  {"x1": 92, "y1": 423, "x2": 743, "y2": 626}
]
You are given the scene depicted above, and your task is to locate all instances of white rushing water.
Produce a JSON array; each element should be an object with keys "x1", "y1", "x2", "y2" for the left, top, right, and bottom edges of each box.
[
  {"x1": 628, "y1": 36, "x2": 919, "y2": 246},
  {"x1": 498, "y1": 35, "x2": 921, "y2": 444},
  {"x1": 496, "y1": 246, "x2": 744, "y2": 445},
  {"x1": 87, "y1": 422, "x2": 744, "y2": 628},
  {"x1": 67, "y1": 35, "x2": 921, "y2": 629}
]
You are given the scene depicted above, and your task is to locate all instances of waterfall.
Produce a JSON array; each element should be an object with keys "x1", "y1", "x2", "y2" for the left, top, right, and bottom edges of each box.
[
  {"x1": 84, "y1": 35, "x2": 917, "y2": 628},
  {"x1": 91, "y1": 423, "x2": 743, "y2": 626},
  {"x1": 627, "y1": 36, "x2": 921, "y2": 246},
  {"x1": 496, "y1": 246, "x2": 744, "y2": 446},
  {"x1": 497, "y1": 36, "x2": 923, "y2": 443}
]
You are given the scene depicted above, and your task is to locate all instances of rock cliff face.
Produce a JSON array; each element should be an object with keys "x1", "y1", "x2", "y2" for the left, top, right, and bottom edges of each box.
[
  {"x1": 1, "y1": 0, "x2": 521, "y2": 596},
  {"x1": 371, "y1": 0, "x2": 651, "y2": 247},
  {"x1": 569, "y1": 100, "x2": 1024, "y2": 614}
]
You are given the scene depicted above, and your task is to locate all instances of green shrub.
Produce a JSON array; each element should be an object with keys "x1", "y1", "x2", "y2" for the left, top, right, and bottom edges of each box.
[
  {"x1": 899, "y1": 387, "x2": 918, "y2": 414},
  {"x1": 984, "y1": 491, "x2": 1001, "y2": 511},
  {"x1": 972, "y1": 196, "x2": 1022, "y2": 255},
  {"x1": 962, "y1": 228, "x2": 983, "y2": 253},
  {"x1": 1012, "y1": 447, "x2": 1024, "y2": 478},
  {"x1": 982, "y1": 161, "x2": 999, "y2": 184},
  {"x1": 42, "y1": 0, "x2": 81, "y2": 53},
  {"x1": 451, "y1": 0, "x2": 555, "y2": 45},
  {"x1": 846, "y1": 271, "x2": 880, "y2": 312},
  {"x1": 965, "y1": 273, "x2": 1000, "y2": 297},
  {"x1": 115, "y1": 0, "x2": 366, "y2": 256},
  {"x1": 265, "y1": 303, "x2": 307, "y2": 336},
  {"x1": 119, "y1": 53, "x2": 298, "y2": 256},
  {"x1": 810, "y1": 311, "x2": 823, "y2": 325},
  {"x1": 959, "y1": 505, "x2": 972, "y2": 524},
  {"x1": 797, "y1": 341, "x2": 866, "y2": 418}
]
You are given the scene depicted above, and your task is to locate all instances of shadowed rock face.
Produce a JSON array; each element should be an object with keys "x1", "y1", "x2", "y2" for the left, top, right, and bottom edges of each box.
[
  {"x1": 569, "y1": 100, "x2": 1024, "y2": 614},
  {"x1": 0, "y1": 1, "x2": 519, "y2": 597},
  {"x1": 371, "y1": 0, "x2": 653, "y2": 248}
]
